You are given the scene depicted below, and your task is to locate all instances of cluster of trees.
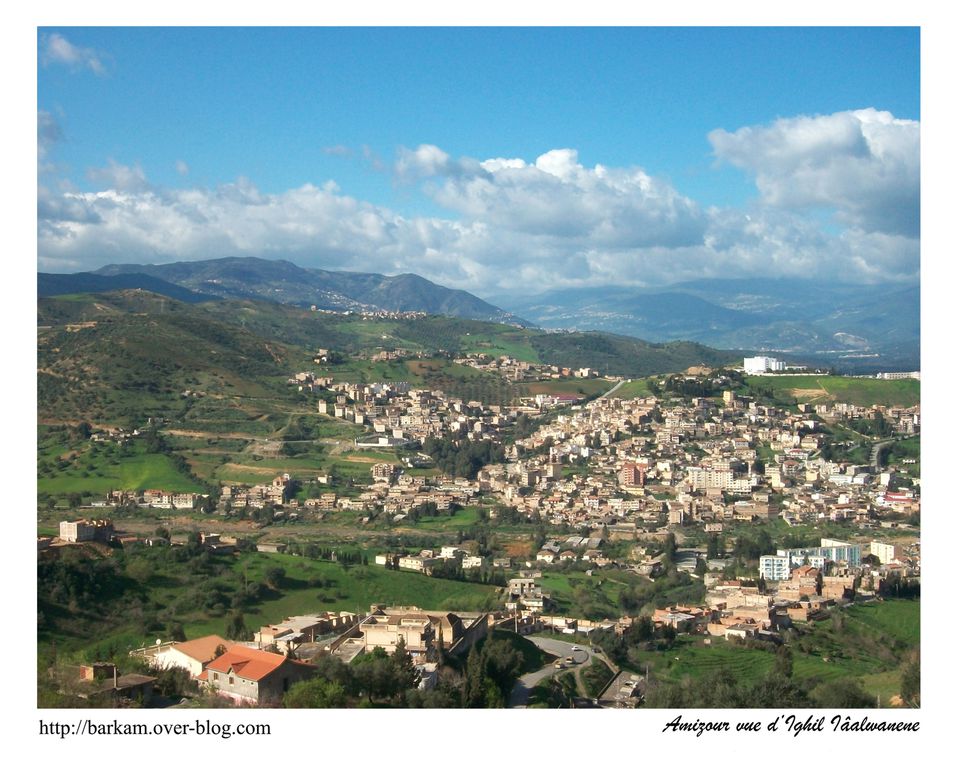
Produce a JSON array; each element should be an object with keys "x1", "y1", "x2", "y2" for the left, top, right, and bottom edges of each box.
[
  {"x1": 589, "y1": 618, "x2": 679, "y2": 667},
  {"x1": 732, "y1": 528, "x2": 775, "y2": 561},
  {"x1": 283, "y1": 542, "x2": 368, "y2": 566},
  {"x1": 421, "y1": 435, "x2": 505, "y2": 479},
  {"x1": 38, "y1": 547, "x2": 127, "y2": 615},
  {"x1": 851, "y1": 411, "x2": 895, "y2": 438},
  {"x1": 404, "y1": 500, "x2": 460, "y2": 524},
  {"x1": 664, "y1": 375, "x2": 717, "y2": 398},
  {"x1": 283, "y1": 632, "x2": 528, "y2": 709}
]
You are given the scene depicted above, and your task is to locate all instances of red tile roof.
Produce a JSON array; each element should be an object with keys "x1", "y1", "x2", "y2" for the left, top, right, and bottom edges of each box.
[
  {"x1": 171, "y1": 635, "x2": 232, "y2": 664},
  {"x1": 204, "y1": 645, "x2": 287, "y2": 682}
]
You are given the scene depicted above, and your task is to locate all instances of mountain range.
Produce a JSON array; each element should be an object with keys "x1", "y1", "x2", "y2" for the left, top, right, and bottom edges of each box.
[
  {"x1": 491, "y1": 278, "x2": 920, "y2": 371},
  {"x1": 38, "y1": 258, "x2": 919, "y2": 371},
  {"x1": 39, "y1": 257, "x2": 523, "y2": 325}
]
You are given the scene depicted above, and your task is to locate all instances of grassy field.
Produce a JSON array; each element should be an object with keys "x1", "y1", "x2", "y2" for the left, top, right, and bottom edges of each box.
[
  {"x1": 538, "y1": 569, "x2": 644, "y2": 618},
  {"x1": 608, "y1": 378, "x2": 654, "y2": 399},
  {"x1": 37, "y1": 430, "x2": 206, "y2": 497},
  {"x1": 457, "y1": 329, "x2": 541, "y2": 362},
  {"x1": 184, "y1": 553, "x2": 501, "y2": 638},
  {"x1": 410, "y1": 506, "x2": 482, "y2": 530},
  {"x1": 744, "y1": 375, "x2": 919, "y2": 408}
]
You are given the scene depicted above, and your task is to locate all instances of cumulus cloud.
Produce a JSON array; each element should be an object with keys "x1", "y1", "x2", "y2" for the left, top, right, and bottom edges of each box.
[
  {"x1": 38, "y1": 113, "x2": 920, "y2": 293},
  {"x1": 709, "y1": 108, "x2": 919, "y2": 237},
  {"x1": 395, "y1": 144, "x2": 452, "y2": 181},
  {"x1": 416, "y1": 147, "x2": 707, "y2": 248},
  {"x1": 40, "y1": 32, "x2": 107, "y2": 75}
]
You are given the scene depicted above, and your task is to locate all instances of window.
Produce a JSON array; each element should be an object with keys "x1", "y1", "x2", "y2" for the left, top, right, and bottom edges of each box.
[{"x1": 229, "y1": 676, "x2": 234, "y2": 685}]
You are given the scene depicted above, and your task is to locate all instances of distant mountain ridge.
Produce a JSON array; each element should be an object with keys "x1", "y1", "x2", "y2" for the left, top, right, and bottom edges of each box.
[
  {"x1": 494, "y1": 278, "x2": 920, "y2": 371},
  {"x1": 79, "y1": 256, "x2": 524, "y2": 325}
]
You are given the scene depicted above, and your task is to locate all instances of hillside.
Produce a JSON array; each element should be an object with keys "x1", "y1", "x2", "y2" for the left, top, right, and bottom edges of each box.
[
  {"x1": 38, "y1": 290, "x2": 742, "y2": 428},
  {"x1": 38, "y1": 291, "x2": 307, "y2": 429}
]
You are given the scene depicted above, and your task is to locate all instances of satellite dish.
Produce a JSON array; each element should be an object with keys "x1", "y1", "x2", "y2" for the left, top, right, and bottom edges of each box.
[{"x1": 156, "y1": 638, "x2": 162, "y2": 645}]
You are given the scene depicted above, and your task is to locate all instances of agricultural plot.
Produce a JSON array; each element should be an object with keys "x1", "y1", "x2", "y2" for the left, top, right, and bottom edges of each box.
[{"x1": 744, "y1": 375, "x2": 919, "y2": 408}]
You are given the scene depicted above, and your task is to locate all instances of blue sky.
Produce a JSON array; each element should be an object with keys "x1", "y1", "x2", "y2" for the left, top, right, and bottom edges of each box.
[{"x1": 37, "y1": 26, "x2": 920, "y2": 297}]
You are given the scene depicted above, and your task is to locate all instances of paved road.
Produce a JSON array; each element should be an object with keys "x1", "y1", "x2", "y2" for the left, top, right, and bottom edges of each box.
[
  {"x1": 507, "y1": 636, "x2": 591, "y2": 708},
  {"x1": 870, "y1": 438, "x2": 895, "y2": 469}
]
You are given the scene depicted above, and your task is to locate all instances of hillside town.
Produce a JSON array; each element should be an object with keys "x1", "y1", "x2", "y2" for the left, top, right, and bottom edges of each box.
[{"x1": 40, "y1": 353, "x2": 920, "y2": 708}]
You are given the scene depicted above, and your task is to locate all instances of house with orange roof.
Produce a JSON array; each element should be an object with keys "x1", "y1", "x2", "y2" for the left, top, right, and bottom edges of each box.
[
  {"x1": 199, "y1": 645, "x2": 314, "y2": 706},
  {"x1": 150, "y1": 635, "x2": 233, "y2": 678}
]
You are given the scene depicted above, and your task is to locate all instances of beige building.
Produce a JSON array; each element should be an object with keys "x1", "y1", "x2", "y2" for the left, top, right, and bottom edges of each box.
[
  {"x1": 360, "y1": 608, "x2": 466, "y2": 658},
  {"x1": 59, "y1": 519, "x2": 113, "y2": 543}
]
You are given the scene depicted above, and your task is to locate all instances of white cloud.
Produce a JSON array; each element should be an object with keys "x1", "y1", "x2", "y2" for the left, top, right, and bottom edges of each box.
[
  {"x1": 395, "y1": 144, "x2": 452, "y2": 181},
  {"x1": 428, "y1": 147, "x2": 706, "y2": 248},
  {"x1": 40, "y1": 32, "x2": 107, "y2": 76},
  {"x1": 86, "y1": 160, "x2": 150, "y2": 192},
  {"x1": 175, "y1": 160, "x2": 190, "y2": 176},
  {"x1": 38, "y1": 117, "x2": 919, "y2": 294},
  {"x1": 709, "y1": 108, "x2": 919, "y2": 237}
]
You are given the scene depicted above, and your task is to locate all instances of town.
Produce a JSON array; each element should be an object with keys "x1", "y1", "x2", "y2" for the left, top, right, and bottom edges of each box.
[{"x1": 38, "y1": 354, "x2": 920, "y2": 709}]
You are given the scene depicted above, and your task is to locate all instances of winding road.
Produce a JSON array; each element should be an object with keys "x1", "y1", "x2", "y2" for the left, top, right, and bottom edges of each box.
[{"x1": 507, "y1": 636, "x2": 593, "y2": 708}]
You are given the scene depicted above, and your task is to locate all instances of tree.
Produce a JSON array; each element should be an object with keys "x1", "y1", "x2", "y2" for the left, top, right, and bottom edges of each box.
[
  {"x1": 283, "y1": 677, "x2": 347, "y2": 708},
  {"x1": 811, "y1": 677, "x2": 877, "y2": 708},
  {"x1": 772, "y1": 646, "x2": 794, "y2": 679},
  {"x1": 462, "y1": 644, "x2": 487, "y2": 708},
  {"x1": 225, "y1": 610, "x2": 250, "y2": 641},
  {"x1": 353, "y1": 647, "x2": 402, "y2": 704},
  {"x1": 662, "y1": 533, "x2": 677, "y2": 565},
  {"x1": 391, "y1": 637, "x2": 419, "y2": 698},
  {"x1": 900, "y1": 652, "x2": 920, "y2": 707},
  {"x1": 264, "y1": 566, "x2": 286, "y2": 590}
]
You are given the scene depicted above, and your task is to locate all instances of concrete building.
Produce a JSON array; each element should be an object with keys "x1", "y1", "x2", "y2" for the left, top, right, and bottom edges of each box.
[
  {"x1": 200, "y1": 645, "x2": 314, "y2": 706},
  {"x1": 744, "y1": 356, "x2": 786, "y2": 374},
  {"x1": 59, "y1": 519, "x2": 114, "y2": 543}
]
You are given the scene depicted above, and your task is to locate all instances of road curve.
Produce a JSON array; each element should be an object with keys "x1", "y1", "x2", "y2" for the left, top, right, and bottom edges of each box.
[{"x1": 507, "y1": 636, "x2": 591, "y2": 708}]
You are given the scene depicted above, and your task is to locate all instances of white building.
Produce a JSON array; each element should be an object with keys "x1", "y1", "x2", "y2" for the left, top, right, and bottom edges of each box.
[
  {"x1": 759, "y1": 555, "x2": 790, "y2": 581},
  {"x1": 744, "y1": 356, "x2": 786, "y2": 375},
  {"x1": 870, "y1": 541, "x2": 901, "y2": 564}
]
